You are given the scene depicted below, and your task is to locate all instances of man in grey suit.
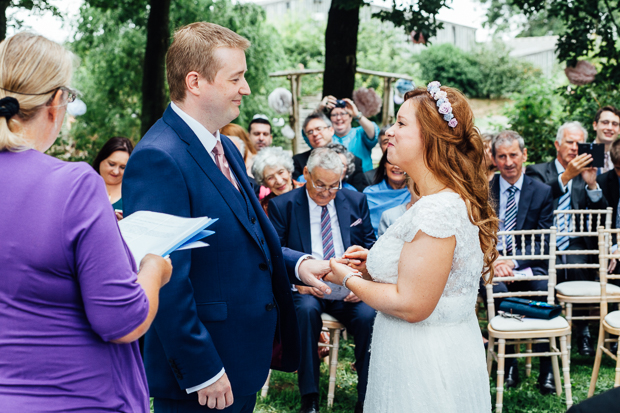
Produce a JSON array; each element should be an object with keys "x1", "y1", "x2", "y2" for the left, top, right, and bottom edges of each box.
[{"x1": 525, "y1": 121, "x2": 608, "y2": 356}]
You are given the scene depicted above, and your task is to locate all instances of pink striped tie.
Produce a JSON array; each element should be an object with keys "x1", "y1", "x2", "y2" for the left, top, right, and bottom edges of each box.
[{"x1": 212, "y1": 140, "x2": 239, "y2": 191}]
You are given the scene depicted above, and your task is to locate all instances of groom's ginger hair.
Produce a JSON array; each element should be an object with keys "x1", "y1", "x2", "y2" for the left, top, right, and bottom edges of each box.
[
  {"x1": 166, "y1": 22, "x2": 250, "y2": 103},
  {"x1": 403, "y1": 86, "x2": 499, "y2": 284}
]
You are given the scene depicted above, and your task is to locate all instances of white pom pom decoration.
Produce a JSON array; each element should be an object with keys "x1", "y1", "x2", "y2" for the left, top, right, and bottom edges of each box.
[{"x1": 268, "y1": 88, "x2": 293, "y2": 114}]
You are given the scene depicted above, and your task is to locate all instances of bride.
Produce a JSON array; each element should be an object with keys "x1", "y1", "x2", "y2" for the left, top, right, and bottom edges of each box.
[{"x1": 326, "y1": 82, "x2": 498, "y2": 412}]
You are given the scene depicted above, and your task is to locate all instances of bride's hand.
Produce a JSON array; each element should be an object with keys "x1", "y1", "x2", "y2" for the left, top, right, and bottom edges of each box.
[
  {"x1": 343, "y1": 246, "x2": 370, "y2": 278},
  {"x1": 326, "y1": 258, "x2": 361, "y2": 286}
]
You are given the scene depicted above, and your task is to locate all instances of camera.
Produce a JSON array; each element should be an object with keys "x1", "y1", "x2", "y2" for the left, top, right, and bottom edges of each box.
[{"x1": 335, "y1": 99, "x2": 347, "y2": 108}]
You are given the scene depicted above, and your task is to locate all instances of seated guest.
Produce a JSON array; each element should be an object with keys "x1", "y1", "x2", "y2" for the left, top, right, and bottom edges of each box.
[
  {"x1": 363, "y1": 151, "x2": 410, "y2": 235},
  {"x1": 486, "y1": 130, "x2": 556, "y2": 393},
  {"x1": 220, "y1": 122, "x2": 257, "y2": 176},
  {"x1": 377, "y1": 175, "x2": 420, "y2": 237},
  {"x1": 297, "y1": 142, "x2": 359, "y2": 192},
  {"x1": 251, "y1": 146, "x2": 303, "y2": 215},
  {"x1": 268, "y1": 148, "x2": 376, "y2": 413},
  {"x1": 0, "y1": 32, "x2": 172, "y2": 412},
  {"x1": 294, "y1": 111, "x2": 368, "y2": 191},
  {"x1": 248, "y1": 115, "x2": 273, "y2": 151},
  {"x1": 526, "y1": 121, "x2": 608, "y2": 356},
  {"x1": 591, "y1": 105, "x2": 620, "y2": 173},
  {"x1": 598, "y1": 139, "x2": 620, "y2": 229},
  {"x1": 318, "y1": 95, "x2": 379, "y2": 172},
  {"x1": 482, "y1": 132, "x2": 498, "y2": 182},
  {"x1": 363, "y1": 124, "x2": 391, "y2": 185},
  {"x1": 92, "y1": 136, "x2": 133, "y2": 220}
]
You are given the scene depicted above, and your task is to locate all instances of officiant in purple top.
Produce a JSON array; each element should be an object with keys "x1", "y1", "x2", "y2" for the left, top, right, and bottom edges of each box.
[{"x1": 0, "y1": 33, "x2": 172, "y2": 413}]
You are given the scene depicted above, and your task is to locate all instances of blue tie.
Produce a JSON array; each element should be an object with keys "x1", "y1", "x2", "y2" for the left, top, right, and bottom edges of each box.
[
  {"x1": 321, "y1": 206, "x2": 335, "y2": 260},
  {"x1": 505, "y1": 186, "x2": 518, "y2": 253},
  {"x1": 556, "y1": 183, "x2": 571, "y2": 251}
]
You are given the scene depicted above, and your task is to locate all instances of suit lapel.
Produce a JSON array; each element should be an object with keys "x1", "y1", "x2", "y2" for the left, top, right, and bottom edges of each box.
[
  {"x1": 490, "y1": 176, "x2": 500, "y2": 216},
  {"x1": 335, "y1": 192, "x2": 351, "y2": 249},
  {"x1": 609, "y1": 171, "x2": 620, "y2": 211},
  {"x1": 295, "y1": 190, "x2": 312, "y2": 254},
  {"x1": 163, "y1": 107, "x2": 256, "y2": 242},
  {"x1": 517, "y1": 175, "x2": 534, "y2": 230}
]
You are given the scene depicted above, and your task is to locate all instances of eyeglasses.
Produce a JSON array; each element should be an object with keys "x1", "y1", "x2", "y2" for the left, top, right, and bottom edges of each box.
[
  {"x1": 46, "y1": 86, "x2": 79, "y2": 104},
  {"x1": 330, "y1": 112, "x2": 350, "y2": 119},
  {"x1": 498, "y1": 310, "x2": 525, "y2": 322},
  {"x1": 306, "y1": 126, "x2": 329, "y2": 136},
  {"x1": 308, "y1": 174, "x2": 341, "y2": 194}
]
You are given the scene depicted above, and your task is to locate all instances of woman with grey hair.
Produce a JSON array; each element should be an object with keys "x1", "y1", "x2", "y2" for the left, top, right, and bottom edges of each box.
[{"x1": 252, "y1": 146, "x2": 304, "y2": 214}]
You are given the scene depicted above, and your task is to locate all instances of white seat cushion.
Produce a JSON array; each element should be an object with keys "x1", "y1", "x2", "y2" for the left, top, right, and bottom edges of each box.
[
  {"x1": 555, "y1": 281, "x2": 620, "y2": 296},
  {"x1": 490, "y1": 315, "x2": 569, "y2": 332},
  {"x1": 321, "y1": 313, "x2": 339, "y2": 322},
  {"x1": 605, "y1": 311, "x2": 620, "y2": 328}
]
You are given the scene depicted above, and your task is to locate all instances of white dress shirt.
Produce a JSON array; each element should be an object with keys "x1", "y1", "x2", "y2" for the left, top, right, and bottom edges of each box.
[
  {"x1": 307, "y1": 191, "x2": 345, "y2": 260},
  {"x1": 497, "y1": 173, "x2": 523, "y2": 268},
  {"x1": 554, "y1": 158, "x2": 602, "y2": 202}
]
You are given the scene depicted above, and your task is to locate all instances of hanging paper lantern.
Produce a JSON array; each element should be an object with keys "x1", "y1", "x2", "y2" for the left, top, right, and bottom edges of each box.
[
  {"x1": 410, "y1": 31, "x2": 426, "y2": 44},
  {"x1": 352, "y1": 87, "x2": 382, "y2": 118},
  {"x1": 281, "y1": 124, "x2": 295, "y2": 140},
  {"x1": 268, "y1": 88, "x2": 293, "y2": 114},
  {"x1": 565, "y1": 60, "x2": 597, "y2": 85}
]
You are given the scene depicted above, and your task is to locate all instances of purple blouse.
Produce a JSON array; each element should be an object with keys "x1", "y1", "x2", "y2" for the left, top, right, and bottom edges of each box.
[{"x1": 0, "y1": 150, "x2": 150, "y2": 412}]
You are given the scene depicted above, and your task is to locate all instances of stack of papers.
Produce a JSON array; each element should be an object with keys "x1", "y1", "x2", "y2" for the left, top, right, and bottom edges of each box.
[{"x1": 119, "y1": 211, "x2": 217, "y2": 264}]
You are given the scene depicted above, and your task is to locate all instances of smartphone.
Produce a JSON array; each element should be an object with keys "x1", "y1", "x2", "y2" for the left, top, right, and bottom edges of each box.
[{"x1": 578, "y1": 143, "x2": 605, "y2": 168}]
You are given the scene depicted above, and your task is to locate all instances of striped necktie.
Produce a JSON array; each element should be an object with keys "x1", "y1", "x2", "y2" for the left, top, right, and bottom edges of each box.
[
  {"x1": 504, "y1": 186, "x2": 518, "y2": 253},
  {"x1": 556, "y1": 184, "x2": 571, "y2": 251},
  {"x1": 321, "y1": 206, "x2": 335, "y2": 260}
]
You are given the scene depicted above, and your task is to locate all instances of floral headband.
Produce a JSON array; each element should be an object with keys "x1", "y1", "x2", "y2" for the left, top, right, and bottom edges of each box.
[{"x1": 426, "y1": 81, "x2": 458, "y2": 128}]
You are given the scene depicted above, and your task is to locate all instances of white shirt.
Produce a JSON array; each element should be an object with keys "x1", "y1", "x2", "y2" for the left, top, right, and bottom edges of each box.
[
  {"x1": 554, "y1": 158, "x2": 602, "y2": 202},
  {"x1": 307, "y1": 191, "x2": 345, "y2": 260},
  {"x1": 170, "y1": 102, "x2": 220, "y2": 162},
  {"x1": 497, "y1": 173, "x2": 523, "y2": 268}
]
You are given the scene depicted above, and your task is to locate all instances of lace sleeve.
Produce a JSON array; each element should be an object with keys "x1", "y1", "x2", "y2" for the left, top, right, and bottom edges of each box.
[{"x1": 400, "y1": 194, "x2": 462, "y2": 242}]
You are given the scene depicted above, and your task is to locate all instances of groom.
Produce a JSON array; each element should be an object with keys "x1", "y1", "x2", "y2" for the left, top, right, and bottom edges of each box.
[{"x1": 123, "y1": 22, "x2": 331, "y2": 413}]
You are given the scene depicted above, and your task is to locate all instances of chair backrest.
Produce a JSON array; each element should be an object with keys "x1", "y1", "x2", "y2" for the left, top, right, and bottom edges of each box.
[
  {"x1": 486, "y1": 227, "x2": 557, "y2": 320},
  {"x1": 597, "y1": 227, "x2": 620, "y2": 318},
  {"x1": 554, "y1": 208, "x2": 612, "y2": 238}
]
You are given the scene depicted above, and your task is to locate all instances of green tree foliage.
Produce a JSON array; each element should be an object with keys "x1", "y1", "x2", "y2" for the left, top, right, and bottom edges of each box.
[
  {"x1": 416, "y1": 43, "x2": 482, "y2": 97},
  {"x1": 503, "y1": 79, "x2": 563, "y2": 163},
  {"x1": 561, "y1": 81, "x2": 620, "y2": 138},
  {"x1": 415, "y1": 43, "x2": 540, "y2": 99},
  {"x1": 0, "y1": 0, "x2": 59, "y2": 40},
  {"x1": 57, "y1": 0, "x2": 287, "y2": 163},
  {"x1": 478, "y1": 0, "x2": 564, "y2": 37},
  {"x1": 478, "y1": 0, "x2": 620, "y2": 83}
]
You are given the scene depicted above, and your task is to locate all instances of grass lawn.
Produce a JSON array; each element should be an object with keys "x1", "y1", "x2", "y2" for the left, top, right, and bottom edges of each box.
[{"x1": 255, "y1": 327, "x2": 619, "y2": 412}]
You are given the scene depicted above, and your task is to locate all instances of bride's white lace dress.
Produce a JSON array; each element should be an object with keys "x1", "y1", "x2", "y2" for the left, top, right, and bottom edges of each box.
[{"x1": 364, "y1": 192, "x2": 491, "y2": 413}]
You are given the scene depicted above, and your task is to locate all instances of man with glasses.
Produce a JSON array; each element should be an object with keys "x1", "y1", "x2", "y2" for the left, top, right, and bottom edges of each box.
[
  {"x1": 268, "y1": 148, "x2": 376, "y2": 413},
  {"x1": 293, "y1": 112, "x2": 368, "y2": 191},
  {"x1": 317, "y1": 95, "x2": 379, "y2": 172},
  {"x1": 592, "y1": 106, "x2": 620, "y2": 174}
]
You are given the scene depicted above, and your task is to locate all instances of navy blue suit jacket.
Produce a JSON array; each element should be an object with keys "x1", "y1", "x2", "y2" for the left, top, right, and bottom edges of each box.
[
  {"x1": 122, "y1": 105, "x2": 302, "y2": 400},
  {"x1": 267, "y1": 187, "x2": 376, "y2": 255},
  {"x1": 490, "y1": 174, "x2": 554, "y2": 271}
]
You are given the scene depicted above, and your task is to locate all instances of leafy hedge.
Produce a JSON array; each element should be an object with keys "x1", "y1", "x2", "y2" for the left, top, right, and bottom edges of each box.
[{"x1": 415, "y1": 42, "x2": 542, "y2": 99}]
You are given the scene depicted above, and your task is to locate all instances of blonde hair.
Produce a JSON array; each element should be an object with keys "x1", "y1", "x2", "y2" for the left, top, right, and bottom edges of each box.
[
  {"x1": 0, "y1": 32, "x2": 74, "y2": 152},
  {"x1": 166, "y1": 22, "x2": 250, "y2": 103}
]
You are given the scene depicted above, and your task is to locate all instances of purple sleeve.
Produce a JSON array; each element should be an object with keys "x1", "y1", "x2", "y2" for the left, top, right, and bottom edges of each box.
[{"x1": 62, "y1": 165, "x2": 149, "y2": 342}]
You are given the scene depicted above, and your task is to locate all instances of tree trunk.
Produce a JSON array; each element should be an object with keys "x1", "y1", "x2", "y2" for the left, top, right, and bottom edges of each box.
[
  {"x1": 0, "y1": 1, "x2": 10, "y2": 41},
  {"x1": 140, "y1": 0, "x2": 171, "y2": 137},
  {"x1": 322, "y1": 0, "x2": 359, "y2": 99}
]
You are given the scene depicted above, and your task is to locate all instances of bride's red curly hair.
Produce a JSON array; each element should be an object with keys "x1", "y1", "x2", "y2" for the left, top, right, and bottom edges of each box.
[{"x1": 403, "y1": 87, "x2": 498, "y2": 283}]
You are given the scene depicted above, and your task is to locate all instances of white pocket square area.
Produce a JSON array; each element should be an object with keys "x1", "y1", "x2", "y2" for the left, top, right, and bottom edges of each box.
[{"x1": 350, "y1": 218, "x2": 362, "y2": 227}]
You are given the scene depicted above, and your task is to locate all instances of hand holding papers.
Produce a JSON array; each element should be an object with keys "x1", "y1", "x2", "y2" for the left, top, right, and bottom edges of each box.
[{"x1": 119, "y1": 211, "x2": 217, "y2": 265}]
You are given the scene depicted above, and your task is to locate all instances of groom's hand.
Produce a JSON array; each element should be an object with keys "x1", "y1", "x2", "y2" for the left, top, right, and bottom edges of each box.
[
  {"x1": 197, "y1": 373, "x2": 233, "y2": 410},
  {"x1": 298, "y1": 258, "x2": 332, "y2": 295}
]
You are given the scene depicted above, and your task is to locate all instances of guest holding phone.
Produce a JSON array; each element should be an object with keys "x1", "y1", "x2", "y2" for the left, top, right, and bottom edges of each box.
[
  {"x1": 92, "y1": 136, "x2": 133, "y2": 220},
  {"x1": 0, "y1": 32, "x2": 172, "y2": 413}
]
